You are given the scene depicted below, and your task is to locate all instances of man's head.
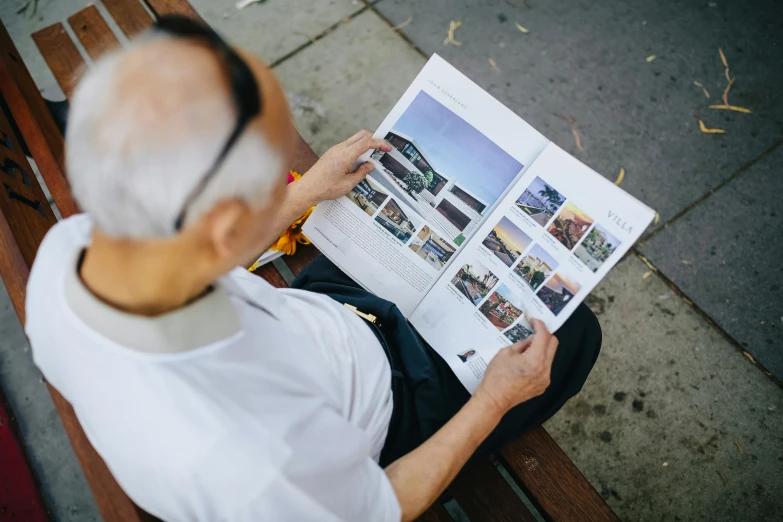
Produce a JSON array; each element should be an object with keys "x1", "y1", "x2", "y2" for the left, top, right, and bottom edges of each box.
[{"x1": 66, "y1": 19, "x2": 295, "y2": 270}]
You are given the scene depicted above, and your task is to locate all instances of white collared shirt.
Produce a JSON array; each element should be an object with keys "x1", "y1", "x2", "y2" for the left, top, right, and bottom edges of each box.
[{"x1": 25, "y1": 214, "x2": 399, "y2": 522}]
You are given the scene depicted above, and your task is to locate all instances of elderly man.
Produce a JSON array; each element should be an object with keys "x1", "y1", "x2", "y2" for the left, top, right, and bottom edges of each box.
[{"x1": 25, "y1": 16, "x2": 600, "y2": 522}]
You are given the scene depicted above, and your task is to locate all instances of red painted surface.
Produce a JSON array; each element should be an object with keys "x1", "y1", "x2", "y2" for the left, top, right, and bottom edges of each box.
[{"x1": 0, "y1": 401, "x2": 48, "y2": 521}]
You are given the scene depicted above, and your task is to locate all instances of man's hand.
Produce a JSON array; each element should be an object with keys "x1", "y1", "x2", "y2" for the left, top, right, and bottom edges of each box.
[
  {"x1": 474, "y1": 319, "x2": 558, "y2": 415},
  {"x1": 385, "y1": 318, "x2": 558, "y2": 521},
  {"x1": 294, "y1": 130, "x2": 392, "y2": 207}
]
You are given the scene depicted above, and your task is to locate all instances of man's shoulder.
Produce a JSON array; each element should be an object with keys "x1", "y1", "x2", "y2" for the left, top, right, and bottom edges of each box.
[
  {"x1": 34, "y1": 214, "x2": 92, "y2": 266},
  {"x1": 25, "y1": 214, "x2": 91, "y2": 315}
]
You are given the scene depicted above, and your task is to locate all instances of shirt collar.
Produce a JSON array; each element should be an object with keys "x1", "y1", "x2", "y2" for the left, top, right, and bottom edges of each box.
[{"x1": 63, "y1": 250, "x2": 241, "y2": 354}]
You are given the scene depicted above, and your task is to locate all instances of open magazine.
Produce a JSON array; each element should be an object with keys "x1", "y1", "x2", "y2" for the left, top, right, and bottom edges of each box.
[{"x1": 302, "y1": 55, "x2": 655, "y2": 392}]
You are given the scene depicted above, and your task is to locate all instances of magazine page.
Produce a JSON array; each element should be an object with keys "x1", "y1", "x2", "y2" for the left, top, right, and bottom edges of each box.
[
  {"x1": 302, "y1": 54, "x2": 548, "y2": 316},
  {"x1": 409, "y1": 143, "x2": 656, "y2": 392}
]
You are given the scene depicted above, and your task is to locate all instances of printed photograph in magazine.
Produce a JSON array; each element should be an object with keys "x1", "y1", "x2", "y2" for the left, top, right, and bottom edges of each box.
[
  {"x1": 408, "y1": 226, "x2": 456, "y2": 271},
  {"x1": 365, "y1": 90, "x2": 523, "y2": 246},
  {"x1": 345, "y1": 177, "x2": 389, "y2": 217}
]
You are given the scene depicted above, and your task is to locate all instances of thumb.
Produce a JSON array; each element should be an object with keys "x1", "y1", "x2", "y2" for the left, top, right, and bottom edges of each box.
[{"x1": 530, "y1": 318, "x2": 548, "y2": 333}]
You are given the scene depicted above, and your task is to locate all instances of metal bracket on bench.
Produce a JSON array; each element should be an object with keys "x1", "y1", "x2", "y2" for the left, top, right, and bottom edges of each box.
[
  {"x1": 3, "y1": 183, "x2": 47, "y2": 217},
  {"x1": 1, "y1": 158, "x2": 32, "y2": 186}
]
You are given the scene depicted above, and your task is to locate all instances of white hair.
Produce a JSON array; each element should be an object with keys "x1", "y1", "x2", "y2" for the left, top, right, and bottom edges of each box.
[{"x1": 65, "y1": 36, "x2": 283, "y2": 238}]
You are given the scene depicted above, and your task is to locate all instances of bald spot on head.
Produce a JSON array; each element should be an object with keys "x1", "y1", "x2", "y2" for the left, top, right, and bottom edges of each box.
[{"x1": 96, "y1": 36, "x2": 294, "y2": 163}]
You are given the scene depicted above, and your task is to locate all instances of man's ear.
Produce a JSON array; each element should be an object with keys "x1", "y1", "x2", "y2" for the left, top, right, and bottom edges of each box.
[{"x1": 203, "y1": 198, "x2": 253, "y2": 261}]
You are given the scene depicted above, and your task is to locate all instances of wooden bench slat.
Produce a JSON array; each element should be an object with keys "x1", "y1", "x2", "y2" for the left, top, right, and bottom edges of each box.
[
  {"x1": 252, "y1": 263, "x2": 289, "y2": 288},
  {"x1": 415, "y1": 502, "x2": 453, "y2": 522},
  {"x1": 68, "y1": 5, "x2": 121, "y2": 61},
  {"x1": 283, "y1": 243, "x2": 320, "y2": 277},
  {"x1": 0, "y1": 22, "x2": 67, "y2": 177},
  {"x1": 500, "y1": 425, "x2": 620, "y2": 522},
  {"x1": 31, "y1": 24, "x2": 87, "y2": 99},
  {"x1": 0, "y1": 198, "x2": 30, "y2": 322},
  {"x1": 0, "y1": 97, "x2": 57, "y2": 268},
  {"x1": 449, "y1": 458, "x2": 537, "y2": 522},
  {"x1": 144, "y1": 0, "x2": 204, "y2": 22},
  {"x1": 102, "y1": 0, "x2": 155, "y2": 38}
]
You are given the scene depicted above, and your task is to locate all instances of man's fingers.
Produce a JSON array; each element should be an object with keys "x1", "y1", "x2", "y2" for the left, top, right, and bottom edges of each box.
[
  {"x1": 372, "y1": 138, "x2": 393, "y2": 153},
  {"x1": 348, "y1": 161, "x2": 374, "y2": 180},
  {"x1": 524, "y1": 319, "x2": 553, "y2": 358},
  {"x1": 348, "y1": 135, "x2": 390, "y2": 157},
  {"x1": 344, "y1": 130, "x2": 371, "y2": 147}
]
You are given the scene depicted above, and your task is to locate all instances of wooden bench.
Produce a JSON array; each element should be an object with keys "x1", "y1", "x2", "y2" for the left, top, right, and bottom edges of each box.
[{"x1": 0, "y1": 1, "x2": 619, "y2": 520}]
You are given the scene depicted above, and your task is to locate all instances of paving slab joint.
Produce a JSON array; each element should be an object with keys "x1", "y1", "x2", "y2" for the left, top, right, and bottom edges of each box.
[
  {"x1": 361, "y1": 0, "x2": 429, "y2": 61},
  {"x1": 269, "y1": 4, "x2": 370, "y2": 68},
  {"x1": 631, "y1": 248, "x2": 783, "y2": 390},
  {"x1": 640, "y1": 138, "x2": 783, "y2": 244}
]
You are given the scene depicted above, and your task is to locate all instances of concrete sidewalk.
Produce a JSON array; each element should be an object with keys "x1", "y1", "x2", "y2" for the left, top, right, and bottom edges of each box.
[{"x1": 0, "y1": 1, "x2": 780, "y2": 521}]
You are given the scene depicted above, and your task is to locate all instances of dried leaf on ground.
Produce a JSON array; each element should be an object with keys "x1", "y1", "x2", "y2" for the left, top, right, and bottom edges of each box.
[
  {"x1": 392, "y1": 16, "x2": 413, "y2": 31},
  {"x1": 444, "y1": 20, "x2": 463, "y2": 46},
  {"x1": 721, "y1": 76, "x2": 735, "y2": 106},
  {"x1": 236, "y1": 0, "x2": 264, "y2": 9},
  {"x1": 742, "y1": 351, "x2": 757, "y2": 364},
  {"x1": 734, "y1": 440, "x2": 743, "y2": 454},
  {"x1": 709, "y1": 104, "x2": 752, "y2": 114},
  {"x1": 694, "y1": 81, "x2": 710, "y2": 98},
  {"x1": 572, "y1": 128, "x2": 584, "y2": 151},
  {"x1": 555, "y1": 113, "x2": 578, "y2": 125},
  {"x1": 654, "y1": 212, "x2": 660, "y2": 225},
  {"x1": 662, "y1": 462, "x2": 669, "y2": 467},
  {"x1": 719, "y1": 48, "x2": 731, "y2": 82},
  {"x1": 554, "y1": 114, "x2": 584, "y2": 151},
  {"x1": 642, "y1": 271, "x2": 653, "y2": 280},
  {"x1": 682, "y1": 259, "x2": 692, "y2": 265},
  {"x1": 515, "y1": 23, "x2": 529, "y2": 33},
  {"x1": 637, "y1": 254, "x2": 658, "y2": 272},
  {"x1": 646, "y1": 54, "x2": 657, "y2": 62},
  {"x1": 488, "y1": 57, "x2": 497, "y2": 68},
  {"x1": 699, "y1": 120, "x2": 726, "y2": 134},
  {"x1": 614, "y1": 168, "x2": 625, "y2": 185},
  {"x1": 716, "y1": 49, "x2": 748, "y2": 110}
]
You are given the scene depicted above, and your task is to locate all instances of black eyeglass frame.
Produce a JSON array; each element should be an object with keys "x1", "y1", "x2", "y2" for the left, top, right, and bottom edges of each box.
[{"x1": 152, "y1": 15, "x2": 263, "y2": 231}]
